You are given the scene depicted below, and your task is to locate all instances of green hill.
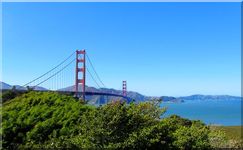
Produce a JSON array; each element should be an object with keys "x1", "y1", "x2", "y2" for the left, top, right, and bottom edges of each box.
[{"x1": 1, "y1": 91, "x2": 241, "y2": 149}]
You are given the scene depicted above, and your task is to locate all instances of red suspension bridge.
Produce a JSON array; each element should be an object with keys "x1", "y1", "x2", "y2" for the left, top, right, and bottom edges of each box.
[{"x1": 20, "y1": 49, "x2": 131, "y2": 103}]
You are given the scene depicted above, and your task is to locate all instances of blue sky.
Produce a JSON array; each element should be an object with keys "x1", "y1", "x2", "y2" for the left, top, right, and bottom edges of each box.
[{"x1": 2, "y1": 2, "x2": 241, "y2": 96}]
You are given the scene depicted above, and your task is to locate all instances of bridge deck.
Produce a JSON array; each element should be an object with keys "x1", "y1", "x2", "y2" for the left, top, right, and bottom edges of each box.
[
  {"x1": 2, "y1": 89, "x2": 132, "y2": 102},
  {"x1": 58, "y1": 91, "x2": 130, "y2": 100}
]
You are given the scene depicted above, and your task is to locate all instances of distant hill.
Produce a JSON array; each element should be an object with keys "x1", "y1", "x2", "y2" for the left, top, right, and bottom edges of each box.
[
  {"x1": 30, "y1": 86, "x2": 48, "y2": 91},
  {"x1": 178, "y1": 94, "x2": 241, "y2": 101},
  {"x1": 1, "y1": 81, "x2": 241, "y2": 104},
  {"x1": 58, "y1": 85, "x2": 242, "y2": 103},
  {"x1": 0, "y1": 81, "x2": 12, "y2": 89},
  {"x1": 13, "y1": 85, "x2": 27, "y2": 90},
  {"x1": 160, "y1": 96, "x2": 183, "y2": 103},
  {"x1": 0, "y1": 81, "x2": 48, "y2": 91},
  {"x1": 58, "y1": 85, "x2": 152, "y2": 104}
]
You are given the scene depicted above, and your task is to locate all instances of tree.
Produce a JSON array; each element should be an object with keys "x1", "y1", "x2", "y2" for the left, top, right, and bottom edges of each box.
[
  {"x1": 11, "y1": 86, "x2": 16, "y2": 91},
  {"x1": 26, "y1": 86, "x2": 34, "y2": 91}
]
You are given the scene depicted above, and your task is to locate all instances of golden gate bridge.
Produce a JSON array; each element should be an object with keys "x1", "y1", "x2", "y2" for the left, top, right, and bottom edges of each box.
[{"x1": 20, "y1": 49, "x2": 131, "y2": 103}]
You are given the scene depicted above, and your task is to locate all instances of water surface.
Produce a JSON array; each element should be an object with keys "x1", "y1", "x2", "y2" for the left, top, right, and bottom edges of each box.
[{"x1": 160, "y1": 100, "x2": 241, "y2": 126}]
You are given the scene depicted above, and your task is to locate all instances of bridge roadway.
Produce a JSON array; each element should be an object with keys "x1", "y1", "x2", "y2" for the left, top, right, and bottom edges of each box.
[
  {"x1": 3, "y1": 89, "x2": 132, "y2": 102},
  {"x1": 58, "y1": 91, "x2": 131, "y2": 102}
]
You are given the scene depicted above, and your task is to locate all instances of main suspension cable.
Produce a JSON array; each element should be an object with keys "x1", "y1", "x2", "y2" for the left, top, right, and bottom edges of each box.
[
  {"x1": 87, "y1": 67, "x2": 102, "y2": 89},
  {"x1": 33, "y1": 58, "x2": 75, "y2": 89},
  {"x1": 22, "y1": 51, "x2": 75, "y2": 87},
  {"x1": 86, "y1": 53, "x2": 106, "y2": 88}
]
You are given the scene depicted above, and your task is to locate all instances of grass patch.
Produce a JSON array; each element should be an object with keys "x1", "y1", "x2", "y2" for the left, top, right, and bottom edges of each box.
[{"x1": 214, "y1": 126, "x2": 242, "y2": 140}]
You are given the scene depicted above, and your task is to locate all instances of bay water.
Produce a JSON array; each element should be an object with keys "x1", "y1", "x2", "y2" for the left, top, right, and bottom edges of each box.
[{"x1": 160, "y1": 100, "x2": 242, "y2": 126}]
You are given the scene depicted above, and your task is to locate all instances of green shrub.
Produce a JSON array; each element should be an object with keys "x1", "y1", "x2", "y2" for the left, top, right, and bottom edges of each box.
[
  {"x1": 2, "y1": 91, "x2": 94, "y2": 149},
  {"x1": 2, "y1": 91, "x2": 226, "y2": 149}
]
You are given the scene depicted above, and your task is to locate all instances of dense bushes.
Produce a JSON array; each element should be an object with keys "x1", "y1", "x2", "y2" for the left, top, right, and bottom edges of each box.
[
  {"x1": 2, "y1": 91, "x2": 94, "y2": 149},
  {"x1": 1, "y1": 91, "x2": 231, "y2": 149},
  {"x1": 1, "y1": 90, "x2": 26, "y2": 103}
]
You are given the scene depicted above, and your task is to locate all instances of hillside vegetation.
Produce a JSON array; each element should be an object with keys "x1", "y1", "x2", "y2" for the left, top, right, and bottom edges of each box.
[
  {"x1": 1, "y1": 91, "x2": 242, "y2": 149},
  {"x1": 213, "y1": 126, "x2": 241, "y2": 140}
]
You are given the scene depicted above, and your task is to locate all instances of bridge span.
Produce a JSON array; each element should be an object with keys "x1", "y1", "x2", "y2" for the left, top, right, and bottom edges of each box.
[
  {"x1": 57, "y1": 91, "x2": 132, "y2": 103},
  {"x1": 17, "y1": 49, "x2": 131, "y2": 103}
]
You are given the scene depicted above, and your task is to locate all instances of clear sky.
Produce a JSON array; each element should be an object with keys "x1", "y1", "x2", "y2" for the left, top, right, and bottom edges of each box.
[{"x1": 2, "y1": 2, "x2": 241, "y2": 96}]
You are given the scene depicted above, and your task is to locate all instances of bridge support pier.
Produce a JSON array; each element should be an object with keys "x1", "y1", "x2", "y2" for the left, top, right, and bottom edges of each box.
[
  {"x1": 75, "y1": 49, "x2": 86, "y2": 101},
  {"x1": 123, "y1": 81, "x2": 127, "y2": 97}
]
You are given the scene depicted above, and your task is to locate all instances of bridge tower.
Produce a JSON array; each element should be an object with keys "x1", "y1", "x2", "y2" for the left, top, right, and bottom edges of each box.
[
  {"x1": 75, "y1": 49, "x2": 86, "y2": 101},
  {"x1": 122, "y1": 81, "x2": 127, "y2": 97}
]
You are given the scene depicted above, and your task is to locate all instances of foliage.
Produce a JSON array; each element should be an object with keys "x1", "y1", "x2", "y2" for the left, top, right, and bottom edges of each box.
[
  {"x1": 214, "y1": 126, "x2": 242, "y2": 140},
  {"x1": 209, "y1": 126, "x2": 243, "y2": 149},
  {"x1": 1, "y1": 91, "x2": 231, "y2": 149},
  {"x1": 1, "y1": 90, "x2": 26, "y2": 103},
  {"x1": 2, "y1": 91, "x2": 94, "y2": 149}
]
